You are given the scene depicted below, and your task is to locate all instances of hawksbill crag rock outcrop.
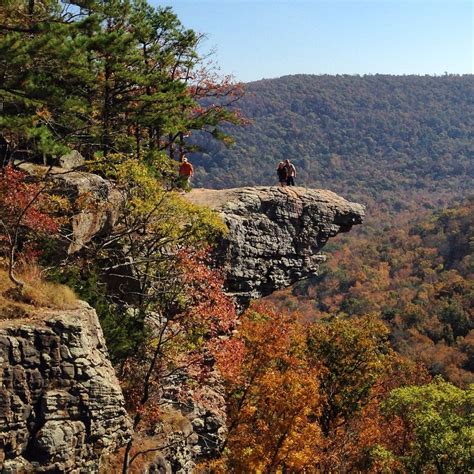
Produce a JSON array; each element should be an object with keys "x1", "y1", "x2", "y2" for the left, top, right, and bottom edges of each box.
[
  {"x1": 18, "y1": 166, "x2": 365, "y2": 309},
  {"x1": 186, "y1": 186, "x2": 365, "y2": 310},
  {"x1": 3, "y1": 167, "x2": 364, "y2": 472}
]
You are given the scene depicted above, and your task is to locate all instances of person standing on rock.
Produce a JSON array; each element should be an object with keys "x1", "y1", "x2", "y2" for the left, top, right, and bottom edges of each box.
[
  {"x1": 285, "y1": 159, "x2": 296, "y2": 186},
  {"x1": 179, "y1": 156, "x2": 194, "y2": 189},
  {"x1": 277, "y1": 161, "x2": 288, "y2": 186}
]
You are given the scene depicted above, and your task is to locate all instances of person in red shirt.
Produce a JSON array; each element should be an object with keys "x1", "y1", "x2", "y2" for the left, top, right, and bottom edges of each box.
[{"x1": 179, "y1": 156, "x2": 194, "y2": 188}]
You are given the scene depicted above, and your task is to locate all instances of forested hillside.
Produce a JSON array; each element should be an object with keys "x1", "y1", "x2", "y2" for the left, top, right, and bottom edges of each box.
[
  {"x1": 2, "y1": 2, "x2": 473, "y2": 472},
  {"x1": 269, "y1": 199, "x2": 474, "y2": 387},
  {"x1": 191, "y1": 74, "x2": 473, "y2": 213}
]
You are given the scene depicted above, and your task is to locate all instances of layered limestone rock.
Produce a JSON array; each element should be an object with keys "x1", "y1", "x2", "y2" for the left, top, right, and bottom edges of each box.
[
  {"x1": 0, "y1": 302, "x2": 131, "y2": 473},
  {"x1": 149, "y1": 373, "x2": 227, "y2": 473},
  {"x1": 186, "y1": 186, "x2": 365, "y2": 309}
]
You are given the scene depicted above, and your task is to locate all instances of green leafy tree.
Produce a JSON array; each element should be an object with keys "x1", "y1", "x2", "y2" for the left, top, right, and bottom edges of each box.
[
  {"x1": 57, "y1": 153, "x2": 227, "y2": 363},
  {"x1": 383, "y1": 377, "x2": 474, "y2": 473},
  {"x1": 307, "y1": 315, "x2": 391, "y2": 436}
]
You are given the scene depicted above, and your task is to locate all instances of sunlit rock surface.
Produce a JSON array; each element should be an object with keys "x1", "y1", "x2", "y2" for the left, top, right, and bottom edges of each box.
[
  {"x1": 186, "y1": 186, "x2": 365, "y2": 310},
  {"x1": 18, "y1": 163, "x2": 123, "y2": 255},
  {"x1": 0, "y1": 302, "x2": 131, "y2": 473}
]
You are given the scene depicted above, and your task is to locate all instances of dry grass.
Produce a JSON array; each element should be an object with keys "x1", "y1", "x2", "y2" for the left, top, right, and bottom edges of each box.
[{"x1": 0, "y1": 263, "x2": 77, "y2": 320}]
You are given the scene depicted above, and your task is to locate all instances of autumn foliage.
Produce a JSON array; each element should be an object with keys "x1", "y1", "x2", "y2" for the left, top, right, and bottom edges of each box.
[
  {"x1": 118, "y1": 249, "x2": 238, "y2": 471},
  {"x1": 210, "y1": 304, "x2": 471, "y2": 473},
  {"x1": 0, "y1": 165, "x2": 60, "y2": 285},
  {"x1": 0, "y1": 165, "x2": 58, "y2": 244},
  {"x1": 217, "y1": 307, "x2": 323, "y2": 472},
  {"x1": 2, "y1": 2, "x2": 472, "y2": 472},
  {"x1": 271, "y1": 200, "x2": 474, "y2": 387}
]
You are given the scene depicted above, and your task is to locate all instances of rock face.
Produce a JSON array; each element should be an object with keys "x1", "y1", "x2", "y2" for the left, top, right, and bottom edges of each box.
[
  {"x1": 186, "y1": 187, "x2": 365, "y2": 309},
  {"x1": 1, "y1": 171, "x2": 364, "y2": 471},
  {"x1": 59, "y1": 151, "x2": 85, "y2": 170},
  {"x1": 145, "y1": 372, "x2": 228, "y2": 473},
  {"x1": 51, "y1": 169, "x2": 123, "y2": 254},
  {"x1": 18, "y1": 163, "x2": 124, "y2": 255},
  {"x1": 0, "y1": 302, "x2": 131, "y2": 473}
]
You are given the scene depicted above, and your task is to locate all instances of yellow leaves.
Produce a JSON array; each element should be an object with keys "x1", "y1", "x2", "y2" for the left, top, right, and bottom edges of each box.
[
  {"x1": 223, "y1": 307, "x2": 324, "y2": 472},
  {"x1": 221, "y1": 308, "x2": 423, "y2": 472},
  {"x1": 40, "y1": 192, "x2": 70, "y2": 214},
  {"x1": 86, "y1": 153, "x2": 226, "y2": 246}
]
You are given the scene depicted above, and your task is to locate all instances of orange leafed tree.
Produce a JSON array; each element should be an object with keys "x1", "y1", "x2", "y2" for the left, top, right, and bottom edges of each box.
[
  {"x1": 211, "y1": 306, "x2": 431, "y2": 473},
  {"x1": 217, "y1": 306, "x2": 324, "y2": 472}
]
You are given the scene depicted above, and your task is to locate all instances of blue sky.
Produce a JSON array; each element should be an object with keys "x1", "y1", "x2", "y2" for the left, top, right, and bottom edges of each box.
[{"x1": 152, "y1": 0, "x2": 473, "y2": 82}]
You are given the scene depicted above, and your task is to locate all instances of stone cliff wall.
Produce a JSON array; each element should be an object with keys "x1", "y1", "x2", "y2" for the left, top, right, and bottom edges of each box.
[
  {"x1": 186, "y1": 187, "x2": 365, "y2": 310},
  {"x1": 0, "y1": 302, "x2": 131, "y2": 473}
]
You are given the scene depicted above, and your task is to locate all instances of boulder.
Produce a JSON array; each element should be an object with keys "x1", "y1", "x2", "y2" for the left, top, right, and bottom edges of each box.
[
  {"x1": 59, "y1": 150, "x2": 85, "y2": 170},
  {"x1": 18, "y1": 162, "x2": 124, "y2": 255}
]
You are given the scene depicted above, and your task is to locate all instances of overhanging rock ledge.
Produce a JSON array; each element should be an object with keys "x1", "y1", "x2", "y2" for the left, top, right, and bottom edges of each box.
[{"x1": 185, "y1": 186, "x2": 365, "y2": 310}]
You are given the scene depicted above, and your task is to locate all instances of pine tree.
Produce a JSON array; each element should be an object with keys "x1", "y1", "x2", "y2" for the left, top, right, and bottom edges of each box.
[
  {"x1": 0, "y1": 1, "x2": 95, "y2": 162},
  {"x1": 1, "y1": 0, "x2": 244, "y2": 169}
]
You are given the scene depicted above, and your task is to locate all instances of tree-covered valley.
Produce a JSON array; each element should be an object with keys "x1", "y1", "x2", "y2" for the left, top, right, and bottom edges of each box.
[
  {"x1": 268, "y1": 199, "x2": 473, "y2": 386},
  {"x1": 191, "y1": 74, "x2": 473, "y2": 217},
  {"x1": 0, "y1": 1, "x2": 473, "y2": 473}
]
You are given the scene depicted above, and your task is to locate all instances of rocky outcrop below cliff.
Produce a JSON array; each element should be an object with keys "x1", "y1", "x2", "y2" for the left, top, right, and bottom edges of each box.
[
  {"x1": 186, "y1": 187, "x2": 365, "y2": 309},
  {"x1": 0, "y1": 303, "x2": 131, "y2": 473},
  {"x1": 151, "y1": 373, "x2": 227, "y2": 473}
]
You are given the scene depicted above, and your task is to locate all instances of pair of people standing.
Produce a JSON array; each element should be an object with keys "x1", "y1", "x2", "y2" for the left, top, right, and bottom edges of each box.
[{"x1": 277, "y1": 159, "x2": 296, "y2": 186}]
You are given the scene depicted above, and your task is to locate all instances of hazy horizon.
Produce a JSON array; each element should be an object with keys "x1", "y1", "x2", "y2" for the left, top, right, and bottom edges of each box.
[{"x1": 243, "y1": 71, "x2": 474, "y2": 83}]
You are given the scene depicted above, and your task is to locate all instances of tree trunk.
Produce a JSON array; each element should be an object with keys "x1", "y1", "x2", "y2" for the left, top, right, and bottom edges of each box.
[
  {"x1": 103, "y1": 57, "x2": 111, "y2": 156},
  {"x1": 135, "y1": 123, "x2": 140, "y2": 160},
  {"x1": 8, "y1": 244, "x2": 24, "y2": 288}
]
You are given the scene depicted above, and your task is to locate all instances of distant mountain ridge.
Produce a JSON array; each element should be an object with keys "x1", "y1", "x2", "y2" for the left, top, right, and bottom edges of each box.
[{"x1": 190, "y1": 74, "x2": 473, "y2": 213}]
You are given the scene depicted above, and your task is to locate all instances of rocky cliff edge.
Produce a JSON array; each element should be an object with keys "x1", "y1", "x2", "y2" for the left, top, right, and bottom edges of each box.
[
  {"x1": 186, "y1": 187, "x2": 365, "y2": 310},
  {"x1": 2, "y1": 168, "x2": 364, "y2": 472},
  {"x1": 18, "y1": 167, "x2": 365, "y2": 311},
  {"x1": 0, "y1": 302, "x2": 131, "y2": 473}
]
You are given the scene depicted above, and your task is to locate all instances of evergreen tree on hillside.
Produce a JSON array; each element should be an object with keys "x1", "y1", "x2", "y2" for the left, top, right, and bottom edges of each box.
[{"x1": 0, "y1": 0, "x2": 244, "y2": 166}]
